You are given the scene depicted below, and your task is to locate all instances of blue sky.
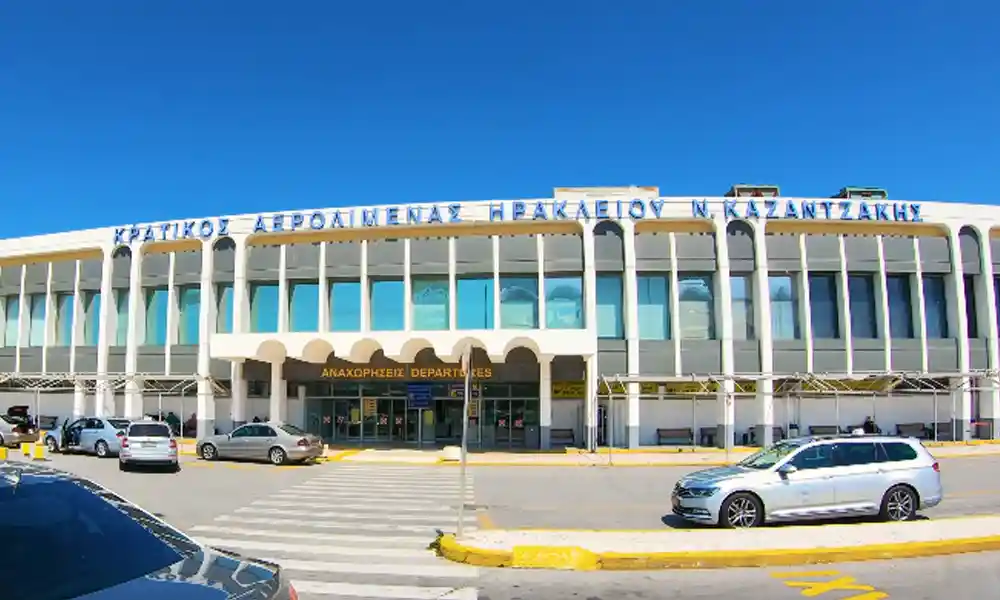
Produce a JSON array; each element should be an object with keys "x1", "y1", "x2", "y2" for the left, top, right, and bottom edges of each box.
[{"x1": 2, "y1": 1, "x2": 998, "y2": 237}]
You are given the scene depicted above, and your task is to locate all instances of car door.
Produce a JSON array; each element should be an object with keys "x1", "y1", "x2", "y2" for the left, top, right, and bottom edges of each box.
[
  {"x1": 773, "y1": 443, "x2": 838, "y2": 517},
  {"x1": 220, "y1": 425, "x2": 252, "y2": 459},
  {"x1": 830, "y1": 441, "x2": 885, "y2": 513},
  {"x1": 254, "y1": 425, "x2": 279, "y2": 461},
  {"x1": 64, "y1": 418, "x2": 86, "y2": 449},
  {"x1": 78, "y1": 419, "x2": 104, "y2": 453},
  {"x1": 241, "y1": 425, "x2": 271, "y2": 460}
]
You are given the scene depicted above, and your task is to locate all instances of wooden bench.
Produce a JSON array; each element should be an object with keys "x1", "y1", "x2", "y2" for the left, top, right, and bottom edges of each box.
[
  {"x1": 657, "y1": 427, "x2": 694, "y2": 445},
  {"x1": 549, "y1": 428, "x2": 576, "y2": 447},
  {"x1": 809, "y1": 425, "x2": 841, "y2": 436},
  {"x1": 896, "y1": 422, "x2": 929, "y2": 439}
]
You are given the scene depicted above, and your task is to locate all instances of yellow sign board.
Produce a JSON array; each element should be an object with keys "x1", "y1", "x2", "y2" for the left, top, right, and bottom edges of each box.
[
  {"x1": 468, "y1": 399, "x2": 479, "y2": 418},
  {"x1": 362, "y1": 397, "x2": 377, "y2": 415}
]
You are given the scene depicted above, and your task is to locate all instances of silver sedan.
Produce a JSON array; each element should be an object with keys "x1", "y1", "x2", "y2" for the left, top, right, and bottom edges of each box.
[{"x1": 197, "y1": 422, "x2": 323, "y2": 465}]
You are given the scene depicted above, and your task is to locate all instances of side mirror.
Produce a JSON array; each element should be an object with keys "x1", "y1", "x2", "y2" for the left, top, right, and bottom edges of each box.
[{"x1": 778, "y1": 463, "x2": 798, "y2": 476}]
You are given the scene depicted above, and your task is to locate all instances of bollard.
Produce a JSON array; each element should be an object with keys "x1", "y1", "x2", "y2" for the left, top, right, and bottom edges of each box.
[
  {"x1": 0, "y1": 446, "x2": 7, "y2": 460},
  {"x1": 31, "y1": 443, "x2": 46, "y2": 461},
  {"x1": 21, "y1": 442, "x2": 31, "y2": 456}
]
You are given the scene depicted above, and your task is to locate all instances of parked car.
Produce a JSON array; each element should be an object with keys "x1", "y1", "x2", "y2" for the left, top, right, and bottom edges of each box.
[
  {"x1": 671, "y1": 433, "x2": 943, "y2": 528},
  {"x1": 197, "y1": 422, "x2": 323, "y2": 465},
  {"x1": 44, "y1": 416, "x2": 132, "y2": 458},
  {"x1": 0, "y1": 414, "x2": 38, "y2": 448},
  {"x1": 0, "y1": 460, "x2": 295, "y2": 599},
  {"x1": 120, "y1": 420, "x2": 180, "y2": 472}
]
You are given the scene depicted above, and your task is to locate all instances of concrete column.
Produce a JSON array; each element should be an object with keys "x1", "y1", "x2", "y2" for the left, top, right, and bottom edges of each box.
[
  {"x1": 492, "y1": 235, "x2": 501, "y2": 329},
  {"x1": 947, "y1": 228, "x2": 973, "y2": 441},
  {"x1": 585, "y1": 354, "x2": 599, "y2": 451},
  {"x1": 403, "y1": 238, "x2": 413, "y2": 331},
  {"x1": 836, "y1": 234, "x2": 854, "y2": 373},
  {"x1": 277, "y1": 245, "x2": 289, "y2": 333},
  {"x1": 875, "y1": 236, "x2": 892, "y2": 370},
  {"x1": 230, "y1": 361, "x2": 247, "y2": 429},
  {"x1": 668, "y1": 233, "x2": 681, "y2": 375},
  {"x1": 360, "y1": 240, "x2": 370, "y2": 332},
  {"x1": 269, "y1": 361, "x2": 286, "y2": 423},
  {"x1": 751, "y1": 222, "x2": 774, "y2": 447},
  {"x1": 448, "y1": 237, "x2": 457, "y2": 330},
  {"x1": 123, "y1": 250, "x2": 143, "y2": 419},
  {"x1": 72, "y1": 381, "x2": 86, "y2": 420},
  {"x1": 798, "y1": 233, "x2": 814, "y2": 372},
  {"x1": 95, "y1": 247, "x2": 115, "y2": 412},
  {"x1": 621, "y1": 221, "x2": 640, "y2": 448},
  {"x1": 539, "y1": 356, "x2": 552, "y2": 449},
  {"x1": 713, "y1": 218, "x2": 736, "y2": 448},
  {"x1": 15, "y1": 265, "x2": 25, "y2": 372},
  {"x1": 537, "y1": 234, "x2": 546, "y2": 330},
  {"x1": 232, "y1": 236, "x2": 249, "y2": 333},
  {"x1": 913, "y1": 238, "x2": 929, "y2": 372},
  {"x1": 69, "y1": 260, "x2": 83, "y2": 373},
  {"x1": 42, "y1": 262, "x2": 53, "y2": 372},
  {"x1": 976, "y1": 226, "x2": 1000, "y2": 439},
  {"x1": 196, "y1": 243, "x2": 215, "y2": 439},
  {"x1": 318, "y1": 242, "x2": 330, "y2": 332}
]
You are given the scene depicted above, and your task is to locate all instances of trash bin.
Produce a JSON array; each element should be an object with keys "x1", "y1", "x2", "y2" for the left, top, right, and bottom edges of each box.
[{"x1": 524, "y1": 425, "x2": 540, "y2": 449}]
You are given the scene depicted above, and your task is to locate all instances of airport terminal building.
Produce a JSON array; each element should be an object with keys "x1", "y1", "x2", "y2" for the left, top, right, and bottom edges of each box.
[{"x1": 1, "y1": 185, "x2": 999, "y2": 450}]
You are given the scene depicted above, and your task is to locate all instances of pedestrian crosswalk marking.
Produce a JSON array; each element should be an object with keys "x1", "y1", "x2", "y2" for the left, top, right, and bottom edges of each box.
[
  {"x1": 235, "y1": 506, "x2": 477, "y2": 522},
  {"x1": 213, "y1": 514, "x2": 477, "y2": 534},
  {"x1": 291, "y1": 581, "x2": 478, "y2": 599},
  {"x1": 189, "y1": 524, "x2": 431, "y2": 545},
  {"x1": 186, "y1": 464, "x2": 480, "y2": 599},
  {"x1": 252, "y1": 499, "x2": 460, "y2": 512},
  {"x1": 262, "y1": 556, "x2": 479, "y2": 578}
]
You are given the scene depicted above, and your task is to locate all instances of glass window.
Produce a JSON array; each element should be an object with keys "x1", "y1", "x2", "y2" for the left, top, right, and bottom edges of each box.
[
  {"x1": 127, "y1": 423, "x2": 171, "y2": 437},
  {"x1": 370, "y1": 279, "x2": 404, "y2": 331},
  {"x1": 730, "y1": 274, "x2": 754, "y2": 340},
  {"x1": 808, "y1": 274, "x2": 840, "y2": 339},
  {"x1": 848, "y1": 274, "x2": 877, "y2": 338},
  {"x1": 0, "y1": 473, "x2": 189, "y2": 600},
  {"x1": 143, "y1": 288, "x2": 169, "y2": 345},
  {"x1": 330, "y1": 280, "x2": 361, "y2": 332},
  {"x1": 28, "y1": 294, "x2": 46, "y2": 347},
  {"x1": 789, "y1": 444, "x2": 835, "y2": 470},
  {"x1": 114, "y1": 290, "x2": 129, "y2": 346},
  {"x1": 834, "y1": 442, "x2": 878, "y2": 466},
  {"x1": 544, "y1": 275, "x2": 583, "y2": 329},
  {"x1": 678, "y1": 274, "x2": 714, "y2": 340},
  {"x1": 83, "y1": 291, "x2": 101, "y2": 346},
  {"x1": 886, "y1": 275, "x2": 914, "y2": 338},
  {"x1": 2, "y1": 296, "x2": 18, "y2": 347},
  {"x1": 289, "y1": 282, "x2": 319, "y2": 332},
  {"x1": 965, "y1": 275, "x2": 978, "y2": 338},
  {"x1": 596, "y1": 274, "x2": 624, "y2": 339},
  {"x1": 412, "y1": 278, "x2": 449, "y2": 331},
  {"x1": 177, "y1": 286, "x2": 200, "y2": 344},
  {"x1": 499, "y1": 276, "x2": 538, "y2": 329},
  {"x1": 215, "y1": 284, "x2": 233, "y2": 334},
  {"x1": 637, "y1": 274, "x2": 669, "y2": 340},
  {"x1": 249, "y1": 283, "x2": 279, "y2": 333},
  {"x1": 768, "y1": 275, "x2": 799, "y2": 340},
  {"x1": 456, "y1": 276, "x2": 494, "y2": 330},
  {"x1": 55, "y1": 293, "x2": 74, "y2": 346},
  {"x1": 922, "y1": 275, "x2": 948, "y2": 338},
  {"x1": 880, "y1": 442, "x2": 918, "y2": 462}
]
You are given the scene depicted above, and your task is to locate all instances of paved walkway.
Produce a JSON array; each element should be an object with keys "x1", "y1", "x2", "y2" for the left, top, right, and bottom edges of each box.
[
  {"x1": 172, "y1": 440, "x2": 1000, "y2": 465},
  {"x1": 438, "y1": 515, "x2": 1000, "y2": 570}
]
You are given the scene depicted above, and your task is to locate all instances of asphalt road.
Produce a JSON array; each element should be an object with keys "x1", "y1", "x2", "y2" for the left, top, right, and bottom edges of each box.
[
  {"x1": 473, "y1": 456, "x2": 1000, "y2": 529},
  {"x1": 479, "y1": 551, "x2": 1000, "y2": 600}
]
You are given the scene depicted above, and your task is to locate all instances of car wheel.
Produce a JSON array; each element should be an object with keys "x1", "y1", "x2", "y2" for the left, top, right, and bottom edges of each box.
[
  {"x1": 200, "y1": 443, "x2": 218, "y2": 461},
  {"x1": 880, "y1": 485, "x2": 918, "y2": 522},
  {"x1": 171, "y1": 462, "x2": 181, "y2": 473},
  {"x1": 95, "y1": 440, "x2": 109, "y2": 458},
  {"x1": 269, "y1": 446, "x2": 287, "y2": 466},
  {"x1": 119, "y1": 460, "x2": 129, "y2": 472},
  {"x1": 46, "y1": 436, "x2": 58, "y2": 453},
  {"x1": 719, "y1": 492, "x2": 764, "y2": 528}
]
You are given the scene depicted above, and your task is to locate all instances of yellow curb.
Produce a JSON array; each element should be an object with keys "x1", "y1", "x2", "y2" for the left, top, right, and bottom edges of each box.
[
  {"x1": 326, "y1": 449, "x2": 363, "y2": 462},
  {"x1": 437, "y1": 533, "x2": 1000, "y2": 570}
]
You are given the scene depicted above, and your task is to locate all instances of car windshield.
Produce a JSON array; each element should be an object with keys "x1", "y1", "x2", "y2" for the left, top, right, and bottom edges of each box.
[
  {"x1": 0, "y1": 469, "x2": 192, "y2": 600},
  {"x1": 109, "y1": 419, "x2": 131, "y2": 430},
  {"x1": 129, "y1": 424, "x2": 171, "y2": 437},
  {"x1": 738, "y1": 440, "x2": 804, "y2": 469},
  {"x1": 279, "y1": 424, "x2": 307, "y2": 436}
]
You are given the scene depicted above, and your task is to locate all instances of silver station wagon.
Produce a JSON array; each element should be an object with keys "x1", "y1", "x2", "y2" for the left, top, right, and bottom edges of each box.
[{"x1": 672, "y1": 434, "x2": 943, "y2": 528}]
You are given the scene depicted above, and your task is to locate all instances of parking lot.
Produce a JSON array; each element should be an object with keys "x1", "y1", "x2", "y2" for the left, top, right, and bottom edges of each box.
[{"x1": 472, "y1": 455, "x2": 1000, "y2": 529}]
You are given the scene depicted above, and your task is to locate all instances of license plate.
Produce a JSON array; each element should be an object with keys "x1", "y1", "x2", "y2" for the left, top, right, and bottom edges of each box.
[{"x1": 141, "y1": 442, "x2": 156, "y2": 448}]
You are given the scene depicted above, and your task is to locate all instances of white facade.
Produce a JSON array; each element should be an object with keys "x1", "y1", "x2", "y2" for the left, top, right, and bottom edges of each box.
[{"x1": 1, "y1": 187, "x2": 999, "y2": 448}]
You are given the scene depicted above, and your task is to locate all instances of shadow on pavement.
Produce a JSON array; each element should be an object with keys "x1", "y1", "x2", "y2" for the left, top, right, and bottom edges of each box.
[{"x1": 660, "y1": 513, "x2": 933, "y2": 529}]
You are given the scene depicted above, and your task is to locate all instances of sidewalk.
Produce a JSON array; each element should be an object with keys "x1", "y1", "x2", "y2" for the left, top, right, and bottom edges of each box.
[
  {"x1": 174, "y1": 439, "x2": 1000, "y2": 465},
  {"x1": 437, "y1": 515, "x2": 1000, "y2": 570}
]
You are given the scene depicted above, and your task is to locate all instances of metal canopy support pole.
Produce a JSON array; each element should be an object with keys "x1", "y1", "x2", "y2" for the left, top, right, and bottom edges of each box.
[
  {"x1": 457, "y1": 345, "x2": 472, "y2": 538},
  {"x1": 933, "y1": 391, "x2": 940, "y2": 441}
]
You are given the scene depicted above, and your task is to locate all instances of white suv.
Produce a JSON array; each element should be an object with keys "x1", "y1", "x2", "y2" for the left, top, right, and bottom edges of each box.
[{"x1": 671, "y1": 434, "x2": 943, "y2": 528}]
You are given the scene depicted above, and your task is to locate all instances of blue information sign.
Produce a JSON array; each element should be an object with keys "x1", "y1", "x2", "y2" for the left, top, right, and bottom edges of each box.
[{"x1": 407, "y1": 384, "x2": 433, "y2": 410}]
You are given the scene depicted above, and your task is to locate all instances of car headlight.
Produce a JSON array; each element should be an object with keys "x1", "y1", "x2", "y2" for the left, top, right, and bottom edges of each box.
[{"x1": 686, "y1": 487, "x2": 719, "y2": 498}]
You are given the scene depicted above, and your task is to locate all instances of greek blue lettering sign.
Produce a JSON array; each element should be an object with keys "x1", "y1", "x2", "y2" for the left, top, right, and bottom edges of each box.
[
  {"x1": 692, "y1": 199, "x2": 924, "y2": 223},
  {"x1": 112, "y1": 197, "x2": 929, "y2": 245}
]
